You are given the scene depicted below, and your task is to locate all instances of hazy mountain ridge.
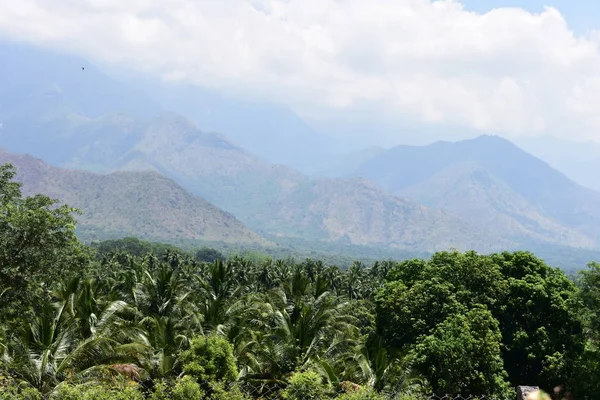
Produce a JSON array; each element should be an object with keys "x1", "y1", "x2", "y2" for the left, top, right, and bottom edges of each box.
[
  {"x1": 353, "y1": 135, "x2": 600, "y2": 247},
  {"x1": 400, "y1": 161, "x2": 594, "y2": 247},
  {"x1": 2, "y1": 41, "x2": 597, "y2": 254},
  {"x1": 0, "y1": 104, "x2": 506, "y2": 252},
  {"x1": 0, "y1": 149, "x2": 268, "y2": 246},
  {"x1": 109, "y1": 114, "x2": 506, "y2": 252},
  {"x1": 266, "y1": 177, "x2": 511, "y2": 251},
  {"x1": 514, "y1": 135, "x2": 600, "y2": 192},
  {"x1": 142, "y1": 81, "x2": 336, "y2": 172}
]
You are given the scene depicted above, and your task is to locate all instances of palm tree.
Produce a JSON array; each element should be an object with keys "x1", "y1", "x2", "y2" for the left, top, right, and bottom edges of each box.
[
  {"x1": 138, "y1": 315, "x2": 191, "y2": 378},
  {"x1": 134, "y1": 263, "x2": 201, "y2": 379},
  {"x1": 4, "y1": 298, "x2": 136, "y2": 396},
  {"x1": 352, "y1": 338, "x2": 424, "y2": 395},
  {"x1": 251, "y1": 288, "x2": 358, "y2": 381},
  {"x1": 195, "y1": 260, "x2": 244, "y2": 333},
  {"x1": 135, "y1": 264, "x2": 191, "y2": 319}
]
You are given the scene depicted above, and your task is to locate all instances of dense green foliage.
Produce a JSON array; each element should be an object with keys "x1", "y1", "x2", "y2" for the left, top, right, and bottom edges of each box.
[
  {"x1": 2, "y1": 163, "x2": 600, "y2": 399},
  {"x1": 0, "y1": 164, "x2": 89, "y2": 325}
]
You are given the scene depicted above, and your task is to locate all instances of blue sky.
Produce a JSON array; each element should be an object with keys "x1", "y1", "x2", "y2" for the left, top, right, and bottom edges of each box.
[{"x1": 460, "y1": 0, "x2": 600, "y2": 34}]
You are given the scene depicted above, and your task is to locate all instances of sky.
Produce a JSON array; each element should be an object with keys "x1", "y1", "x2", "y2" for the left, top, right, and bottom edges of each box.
[
  {"x1": 1, "y1": 0, "x2": 600, "y2": 145},
  {"x1": 460, "y1": 0, "x2": 600, "y2": 35}
]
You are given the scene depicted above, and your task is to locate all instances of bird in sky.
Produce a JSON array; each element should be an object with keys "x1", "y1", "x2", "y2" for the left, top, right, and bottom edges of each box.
[{"x1": 81, "y1": 66, "x2": 85, "y2": 71}]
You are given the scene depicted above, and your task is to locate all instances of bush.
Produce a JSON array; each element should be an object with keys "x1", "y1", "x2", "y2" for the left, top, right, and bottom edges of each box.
[
  {"x1": 180, "y1": 335, "x2": 238, "y2": 385},
  {"x1": 282, "y1": 370, "x2": 333, "y2": 400},
  {"x1": 336, "y1": 386, "x2": 385, "y2": 400},
  {"x1": 0, "y1": 387, "x2": 41, "y2": 400},
  {"x1": 52, "y1": 383, "x2": 144, "y2": 400},
  {"x1": 150, "y1": 376, "x2": 204, "y2": 400},
  {"x1": 149, "y1": 380, "x2": 170, "y2": 400},
  {"x1": 209, "y1": 382, "x2": 251, "y2": 400},
  {"x1": 172, "y1": 376, "x2": 205, "y2": 400}
]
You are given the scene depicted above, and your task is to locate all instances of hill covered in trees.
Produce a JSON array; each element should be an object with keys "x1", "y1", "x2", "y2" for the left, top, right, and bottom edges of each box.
[
  {"x1": 0, "y1": 153, "x2": 268, "y2": 246},
  {"x1": 2, "y1": 162, "x2": 600, "y2": 400}
]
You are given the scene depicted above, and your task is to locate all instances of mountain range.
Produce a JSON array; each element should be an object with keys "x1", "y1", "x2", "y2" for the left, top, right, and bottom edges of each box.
[
  {"x1": 351, "y1": 136, "x2": 600, "y2": 248},
  {"x1": 0, "y1": 149, "x2": 266, "y2": 246},
  {"x1": 2, "y1": 41, "x2": 600, "y2": 266},
  {"x1": 139, "y1": 80, "x2": 337, "y2": 172},
  {"x1": 0, "y1": 110, "x2": 503, "y2": 252}
]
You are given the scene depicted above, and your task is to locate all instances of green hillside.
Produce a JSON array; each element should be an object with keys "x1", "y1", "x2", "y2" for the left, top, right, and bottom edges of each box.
[{"x1": 0, "y1": 150, "x2": 268, "y2": 246}]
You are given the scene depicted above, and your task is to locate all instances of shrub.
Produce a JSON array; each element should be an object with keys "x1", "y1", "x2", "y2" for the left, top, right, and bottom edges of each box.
[
  {"x1": 180, "y1": 336, "x2": 238, "y2": 386},
  {"x1": 336, "y1": 386, "x2": 386, "y2": 400},
  {"x1": 150, "y1": 376, "x2": 204, "y2": 400},
  {"x1": 209, "y1": 382, "x2": 251, "y2": 400},
  {"x1": 52, "y1": 383, "x2": 144, "y2": 400},
  {"x1": 282, "y1": 370, "x2": 333, "y2": 400},
  {"x1": 0, "y1": 387, "x2": 41, "y2": 400},
  {"x1": 173, "y1": 376, "x2": 205, "y2": 400},
  {"x1": 149, "y1": 380, "x2": 170, "y2": 400}
]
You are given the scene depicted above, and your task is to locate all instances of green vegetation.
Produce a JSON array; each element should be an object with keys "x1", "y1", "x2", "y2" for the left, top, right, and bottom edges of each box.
[
  {"x1": 0, "y1": 150, "x2": 267, "y2": 246},
  {"x1": 3, "y1": 163, "x2": 600, "y2": 400}
]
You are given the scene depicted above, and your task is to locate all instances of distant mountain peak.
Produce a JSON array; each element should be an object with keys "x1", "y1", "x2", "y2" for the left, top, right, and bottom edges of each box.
[{"x1": 352, "y1": 135, "x2": 600, "y2": 249}]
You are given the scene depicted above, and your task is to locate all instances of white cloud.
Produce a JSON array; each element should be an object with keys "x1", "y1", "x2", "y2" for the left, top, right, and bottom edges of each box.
[{"x1": 1, "y1": 0, "x2": 600, "y2": 141}]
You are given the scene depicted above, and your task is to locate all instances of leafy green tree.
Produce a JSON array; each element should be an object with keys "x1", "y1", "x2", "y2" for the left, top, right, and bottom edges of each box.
[
  {"x1": 378, "y1": 250, "x2": 585, "y2": 394},
  {"x1": 412, "y1": 306, "x2": 511, "y2": 397},
  {"x1": 570, "y1": 262, "x2": 600, "y2": 399},
  {"x1": 490, "y1": 251, "x2": 585, "y2": 389},
  {"x1": 375, "y1": 278, "x2": 464, "y2": 350},
  {"x1": 0, "y1": 164, "x2": 88, "y2": 322},
  {"x1": 579, "y1": 261, "x2": 600, "y2": 339}
]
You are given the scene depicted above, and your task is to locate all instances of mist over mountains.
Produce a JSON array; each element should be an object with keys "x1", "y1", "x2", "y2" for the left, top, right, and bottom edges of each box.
[{"x1": 2, "y1": 41, "x2": 600, "y2": 268}]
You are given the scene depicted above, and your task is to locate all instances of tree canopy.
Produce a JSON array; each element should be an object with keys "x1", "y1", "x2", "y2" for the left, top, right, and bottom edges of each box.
[{"x1": 1, "y1": 163, "x2": 600, "y2": 400}]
